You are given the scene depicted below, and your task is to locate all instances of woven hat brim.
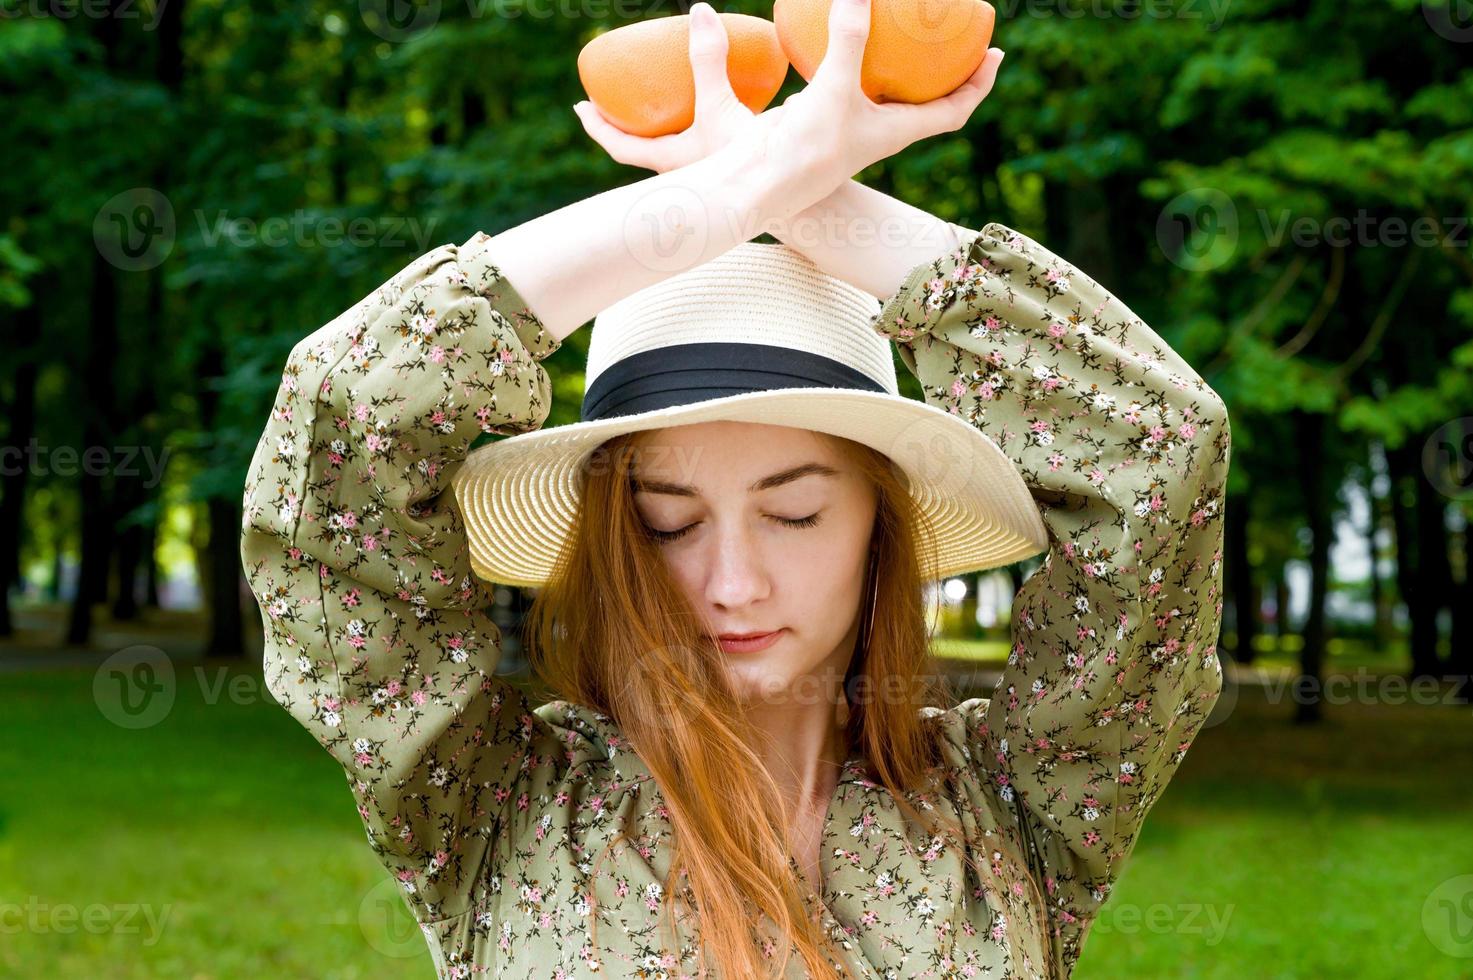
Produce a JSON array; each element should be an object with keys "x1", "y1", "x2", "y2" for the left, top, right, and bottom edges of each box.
[{"x1": 451, "y1": 387, "x2": 1048, "y2": 587}]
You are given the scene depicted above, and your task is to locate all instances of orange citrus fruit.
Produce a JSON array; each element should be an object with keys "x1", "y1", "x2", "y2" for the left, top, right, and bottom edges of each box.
[
  {"x1": 773, "y1": 0, "x2": 995, "y2": 103},
  {"x1": 577, "y1": 13, "x2": 790, "y2": 138}
]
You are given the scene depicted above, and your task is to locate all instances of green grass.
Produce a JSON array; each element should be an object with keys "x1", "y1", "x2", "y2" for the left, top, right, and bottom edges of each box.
[{"x1": 2, "y1": 659, "x2": 1470, "y2": 978}]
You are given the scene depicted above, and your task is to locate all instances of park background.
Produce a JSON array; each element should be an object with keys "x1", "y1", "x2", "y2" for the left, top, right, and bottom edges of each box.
[{"x1": 3, "y1": 0, "x2": 1472, "y2": 976}]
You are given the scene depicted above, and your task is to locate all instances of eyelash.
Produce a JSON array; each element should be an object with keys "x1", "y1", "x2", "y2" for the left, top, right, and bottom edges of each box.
[{"x1": 645, "y1": 513, "x2": 822, "y2": 543}]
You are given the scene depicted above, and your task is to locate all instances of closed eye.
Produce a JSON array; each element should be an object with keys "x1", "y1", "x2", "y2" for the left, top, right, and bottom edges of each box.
[{"x1": 644, "y1": 513, "x2": 822, "y2": 544}]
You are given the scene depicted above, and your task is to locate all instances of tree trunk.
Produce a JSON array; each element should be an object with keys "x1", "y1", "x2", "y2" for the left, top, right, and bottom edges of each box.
[
  {"x1": 195, "y1": 339, "x2": 244, "y2": 657},
  {"x1": 1386, "y1": 439, "x2": 1442, "y2": 678},
  {"x1": 1273, "y1": 574, "x2": 1291, "y2": 638},
  {"x1": 1416, "y1": 474, "x2": 1453, "y2": 669},
  {"x1": 1448, "y1": 503, "x2": 1472, "y2": 701},
  {"x1": 141, "y1": 515, "x2": 162, "y2": 609},
  {"x1": 1293, "y1": 411, "x2": 1332, "y2": 724},
  {"x1": 1364, "y1": 445, "x2": 1394, "y2": 650},
  {"x1": 206, "y1": 497, "x2": 244, "y2": 657},
  {"x1": 66, "y1": 252, "x2": 120, "y2": 646},
  {"x1": 0, "y1": 305, "x2": 41, "y2": 636},
  {"x1": 1224, "y1": 491, "x2": 1257, "y2": 664}
]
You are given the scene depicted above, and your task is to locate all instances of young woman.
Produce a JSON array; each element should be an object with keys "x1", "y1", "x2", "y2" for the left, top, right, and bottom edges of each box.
[{"x1": 240, "y1": 1, "x2": 1231, "y2": 977}]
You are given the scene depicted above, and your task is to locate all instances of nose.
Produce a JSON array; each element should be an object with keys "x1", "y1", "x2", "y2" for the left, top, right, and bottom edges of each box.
[{"x1": 702, "y1": 520, "x2": 771, "y2": 613}]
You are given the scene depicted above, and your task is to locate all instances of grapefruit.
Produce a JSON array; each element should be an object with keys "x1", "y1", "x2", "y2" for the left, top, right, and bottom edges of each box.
[
  {"x1": 577, "y1": 13, "x2": 790, "y2": 138},
  {"x1": 773, "y1": 0, "x2": 996, "y2": 103}
]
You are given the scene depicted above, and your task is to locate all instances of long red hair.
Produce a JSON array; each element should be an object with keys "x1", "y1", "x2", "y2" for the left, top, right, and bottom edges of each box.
[{"x1": 523, "y1": 428, "x2": 1049, "y2": 977}]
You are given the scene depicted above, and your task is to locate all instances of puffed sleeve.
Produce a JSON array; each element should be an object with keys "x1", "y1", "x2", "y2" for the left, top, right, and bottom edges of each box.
[
  {"x1": 239, "y1": 231, "x2": 569, "y2": 925},
  {"x1": 874, "y1": 222, "x2": 1231, "y2": 974}
]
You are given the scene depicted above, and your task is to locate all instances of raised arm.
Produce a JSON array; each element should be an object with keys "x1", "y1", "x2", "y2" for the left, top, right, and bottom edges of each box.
[
  {"x1": 237, "y1": 132, "x2": 836, "y2": 928},
  {"x1": 870, "y1": 221, "x2": 1231, "y2": 973}
]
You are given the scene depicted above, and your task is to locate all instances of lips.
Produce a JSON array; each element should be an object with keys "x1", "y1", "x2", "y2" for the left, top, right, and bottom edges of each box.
[{"x1": 710, "y1": 628, "x2": 786, "y2": 654}]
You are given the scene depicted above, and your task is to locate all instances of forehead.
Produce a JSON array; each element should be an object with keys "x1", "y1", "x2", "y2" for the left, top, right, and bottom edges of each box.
[{"x1": 628, "y1": 420, "x2": 843, "y2": 481}]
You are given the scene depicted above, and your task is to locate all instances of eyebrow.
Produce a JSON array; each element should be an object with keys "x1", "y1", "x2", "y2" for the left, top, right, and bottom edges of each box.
[{"x1": 631, "y1": 461, "x2": 841, "y2": 497}]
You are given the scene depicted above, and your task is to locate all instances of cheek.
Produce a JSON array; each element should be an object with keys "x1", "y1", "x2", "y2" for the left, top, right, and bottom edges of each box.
[{"x1": 776, "y1": 535, "x2": 870, "y2": 624}]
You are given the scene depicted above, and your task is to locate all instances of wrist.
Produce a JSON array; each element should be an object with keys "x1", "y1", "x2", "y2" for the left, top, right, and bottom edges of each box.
[{"x1": 703, "y1": 138, "x2": 841, "y2": 236}]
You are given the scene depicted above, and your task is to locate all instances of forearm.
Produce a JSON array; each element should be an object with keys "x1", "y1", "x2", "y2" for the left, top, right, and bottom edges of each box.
[
  {"x1": 765, "y1": 179, "x2": 964, "y2": 301},
  {"x1": 477, "y1": 143, "x2": 832, "y2": 342}
]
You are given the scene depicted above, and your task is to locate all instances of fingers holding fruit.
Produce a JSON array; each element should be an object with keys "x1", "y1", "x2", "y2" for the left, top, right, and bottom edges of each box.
[
  {"x1": 576, "y1": 0, "x2": 1003, "y2": 189},
  {"x1": 575, "y1": 5, "x2": 787, "y2": 173},
  {"x1": 777, "y1": 0, "x2": 1003, "y2": 181}
]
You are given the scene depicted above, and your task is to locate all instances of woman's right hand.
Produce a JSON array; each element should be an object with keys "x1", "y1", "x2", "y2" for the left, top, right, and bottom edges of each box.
[{"x1": 576, "y1": 0, "x2": 1005, "y2": 199}]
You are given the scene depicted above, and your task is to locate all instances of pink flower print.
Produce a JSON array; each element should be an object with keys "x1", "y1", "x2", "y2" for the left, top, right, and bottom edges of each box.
[
  {"x1": 500, "y1": 348, "x2": 516, "y2": 363},
  {"x1": 411, "y1": 690, "x2": 427, "y2": 706},
  {"x1": 615, "y1": 880, "x2": 629, "y2": 898},
  {"x1": 1045, "y1": 267, "x2": 1072, "y2": 292},
  {"x1": 1149, "y1": 424, "x2": 1167, "y2": 442},
  {"x1": 538, "y1": 911, "x2": 553, "y2": 929},
  {"x1": 363, "y1": 433, "x2": 386, "y2": 454},
  {"x1": 429, "y1": 345, "x2": 446, "y2": 363},
  {"x1": 1180, "y1": 421, "x2": 1197, "y2": 439},
  {"x1": 1047, "y1": 322, "x2": 1067, "y2": 338},
  {"x1": 1047, "y1": 452, "x2": 1065, "y2": 471},
  {"x1": 978, "y1": 382, "x2": 995, "y2": 400},
  {"x1": 386, "y1": 679, "x2": 401, "y2": 696},
  {"x1": 347, "y1": 635, "x2": 366, "y2": 649},
  {"x1": 516, "y1": 792, "x2": 529, "y2": 811},
  {"x1": 951, "y1": 378, "x2": 967, "y2": 398},
  {"x1": 1081, "y1": 830, "x2": 1101, "y2": 848},
  {"x1": 1030, "y1": 419, "x2": 1051, "y2": 435},
  {"x1": 353, "y1": 403, "x2": 371, "y2": 421},
  {"x1": 861, "y1": 910, "x2": 879, "y2": 926},
  {"x1": 363, "y1": 534, "x2": 378, "y2": 552},
  {"x1": 430, "y1": 409, "x2": 446, "y2": 426}
]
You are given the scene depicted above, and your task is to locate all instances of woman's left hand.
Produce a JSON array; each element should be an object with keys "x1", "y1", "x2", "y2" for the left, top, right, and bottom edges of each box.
[{"x1": 574, "y1": 2, "x2": 767, "y2": 175}]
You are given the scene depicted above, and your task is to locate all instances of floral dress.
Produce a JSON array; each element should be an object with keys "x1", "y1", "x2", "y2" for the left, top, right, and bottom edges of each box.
[{"x1": 240, "y1": 221, "x2": 1231, "y2": 979}]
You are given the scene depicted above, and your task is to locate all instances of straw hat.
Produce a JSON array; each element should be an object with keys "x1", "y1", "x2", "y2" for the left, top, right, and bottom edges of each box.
[{"x1": 451, "y1": 241, "x2": 1048, "y2": 587}]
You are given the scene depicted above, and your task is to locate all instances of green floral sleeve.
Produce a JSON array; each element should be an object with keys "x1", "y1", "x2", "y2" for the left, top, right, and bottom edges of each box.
[
  {"x1": 239, "y1": 232, "x2": 567, "y2": 925},
  {"x1": 873, "y1": 221, "x2": 1232, "y2": 975}
]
